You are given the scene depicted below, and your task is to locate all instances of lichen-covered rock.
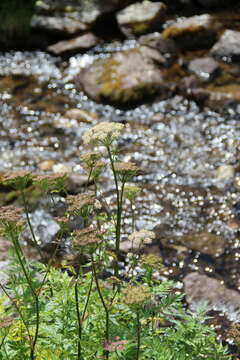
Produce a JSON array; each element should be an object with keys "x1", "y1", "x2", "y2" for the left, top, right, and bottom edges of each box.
[
  {"x1": 47, "y1": 33, "x2": 99, "y2": 55},
  {"x1": 162, "y1": 14, "x2": 217, "y2": 50},
  {"x1": 188, "y1": 57, "x2": 219, "y2": 81},
  {"x1": 210, "y1": 30, "x2": 240, "y2": 63},
  {"x1": 78, "y1": 48, "x2": 169, "y2": 106},
  {"x1": 184, "y1": 273, "x2": 240, "y2": 321},
  {"x1": 116, "y1": 1, "x2": 167, "y2": 38}
]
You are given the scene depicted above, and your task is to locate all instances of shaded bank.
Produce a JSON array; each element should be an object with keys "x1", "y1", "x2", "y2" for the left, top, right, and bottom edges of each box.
[{"x1": 0, "y1": 0, "x2": 36, "y2": 49}]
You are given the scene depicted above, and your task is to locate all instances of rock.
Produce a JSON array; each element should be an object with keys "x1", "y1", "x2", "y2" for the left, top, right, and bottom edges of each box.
[
  {"x1": 66, "y1": 173, "x2": 89, "y2": 194},
  {"x1": 78, "y1": 48, "x2": 169, "y2": 106},
  {"x1": 38, "y1": 159, "x2": 55, "y2": 171},
  {"x1": 47, "y1": 33, "x2": 99, "y2": 56},
  {"x1": 139, "y1": 32, "x2": 177, "y2": 65},
  {"x1": 215, "y1": 164, "x2": 235, "y2": 181},
  {"x1": 188, "y1": 57, "x2": 219, "y2": 81},
  {"x1": 162, "y1": 14, "x2": 217, "y2": 51},
  {"x1": 31, "y1": 15, "x2": 88, "y2": 36},
  {"x1": 184, "y1": 273, "x2": 240, "y2": 321},
  {"x1": 65, "y1": 108, "x2": 98, "y2": 123},
  {"x1": 176, "y1": 230, "x2": 226, "y2": 257},
  {"x1": 116, "y1": 1, "x2": 167, "y2": 38},
  {"x1": 53, "y1": 163, "x2": 72, "y2": 174},
  {"x1": 210, "y1": 30, "x2": 240, "y2": 63}
]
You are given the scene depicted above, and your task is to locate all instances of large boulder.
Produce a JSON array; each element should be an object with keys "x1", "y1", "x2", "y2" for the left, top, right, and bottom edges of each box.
[
  {"x1": 116, "y1": 1, "x2": 167, "y2": 38},
  {"x1": 162, "y1": 14, "x2": 217, "y2": 51},
  {"x1": 210, "y1": 30, "x2": 240, "y2": 63},
  {"x1": 78, "y1": 47, "x2": 169, "y2": 106},
  {"x1": 184, "y1": 272, "x2": 240, "y2": 321}
]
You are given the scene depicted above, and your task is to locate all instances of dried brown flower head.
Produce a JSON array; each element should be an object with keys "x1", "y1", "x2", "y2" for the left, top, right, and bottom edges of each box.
[
  {"x1": 123, "y1": 284, "x2": 151, "y2": 306},
  {"x1": 72, "y1": 226, "x2": 103, "y2": 248},
  {"x1": 66, "y1": 192, "x2": 95, "y2": 215},
  {"x1": 0, "y1": 205, "x2": 23, "y2": 224},
  {"x1": 34, "y1": 173, "x2": 67, "y2": 193},
  {"x1": 114, "y1": 162, "x2": 139, "y2": 182},
  {"x1": 1, "y1": 170, "x2": 32, "y2": 189}
]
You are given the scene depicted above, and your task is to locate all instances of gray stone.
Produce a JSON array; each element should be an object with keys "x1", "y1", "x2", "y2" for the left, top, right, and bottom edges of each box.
[
  {"x1": 184, "y1": 273, "x2": 240, "y2": 321},
  {"x1": 78, "y1": 48, "x2": 169, "y2": 106},
  {"x1": 188, "y1": 57, "x2": 219, "y2": 81},
  {"x1": 48, "y1": 33, "x2": 99, "y2": 55},
  {"x1": 117, "y1": 1, "x2": 167, "y2": 38},
  {"x1": 163, "y1": 14, "x2": 217, "y2": 50},
  {"x1": 31, "y1": 15, "x2": 88, "y2": 36},
  {"x1": 210, "y1": 30, "x2": 240, "y2": 63}
]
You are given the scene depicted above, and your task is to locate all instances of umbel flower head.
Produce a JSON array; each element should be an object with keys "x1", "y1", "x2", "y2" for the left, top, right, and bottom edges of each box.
[
  {"x1": 83, "y1": 122, "x2": 124, "y2": 146},
  {"x1": 129, "y1": 229, "x2": 155, "y2": 248},
  {"x1": 114, "y1": 162, "x2": 139, "y2": 182},
  {"x1": 72, "y1": 226, "x2": 103, "y2": 250},
  {"x1": 140, "y1": 254, "x2": 162, "y2": 271},
  {"x1": 66, "y1": 192, "x2": 95, "y2": 217},
  {"x1": 81, "y1": 152, "x2": 105, "y2": 180},
  {"x1": 123, "y1": 184, "x2": 141, "y2": 201},
  {"x1": 0, "y1": 205, "x2": 23, "y2": 224},
  {"x1": 34, "y1": 173, "x2": 67, "y2": 193},
  {"x1": 0, "y1": 170, "x2": 32, "y2": 190},
  {"x1": 123, "y1": 284, "x2": 151, "y2": 306}
]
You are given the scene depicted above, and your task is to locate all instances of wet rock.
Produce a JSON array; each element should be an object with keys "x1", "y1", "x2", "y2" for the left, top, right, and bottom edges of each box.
[
  {"x1": 65, "y1": 108, "x2": 98, "y2": 123},
  {"x1": 215, "y1": 164, "x2": 235, "y2": 181},
  {"x1": 210, "y1": 30, "x2": 240, "y2": 63},
  {"x1": 188, "y1": 57, "x2": 219, "y2": 81},
  {"x1": 162, "y1": 14, "x2": 217, "y2": 50},
  {"x1": 139, "y1": 32, "x2": 177, "y2": 65},
  {"x1": 176, "y1": 230, "x2": 226, "y2": 257},
  {"x1": 116, "y1": 1, "x2": 167, "y2": 38},
  {"x1": 184, "y1": 273, "x2": 240, "y2": 321},
  {"x1": 31, "y1": 15, "x2": 88, "y2": 36},
  {"x1": 78, "y1": 48, "x2": 169, "y2": 106},
  {"x1": 47, "y1": 33, "x2": 99, "y2": 56}
]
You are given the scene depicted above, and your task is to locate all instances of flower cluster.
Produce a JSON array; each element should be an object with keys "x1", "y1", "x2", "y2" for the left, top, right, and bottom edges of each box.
[
  {"x1": 81, "y1": 152, "x2": 105, "y2": 180},
  {"x1": 66, "y1": 192, "x2": 95, "y2": 216},
  {"x1": 34, "y1": 173, "x2": 67, "y2": 193},
  {"x1": 140, "y1": 254, "x2": 162, "y2": 271},
  {"x1": 129, "y1": 229, "x2": 155, "y2": 247},
  {"x1": 72, "y1": 226, "x2": 103, "y2": 249},
  {"x1": 0, "y1": 205, "x2": 23, "y2": 224},
  {"x1": 83, "y1": 122, "x2": 124, "y2": 146},
  {"x1": 114, "y1": 162, "x2": 138, "y2": 182},
  {"x1": 123, "y1": 284, "x2": 151, "y2": 306},
  {"x1": 1, "y1": 170, "x2": 32, "y2": 189}
]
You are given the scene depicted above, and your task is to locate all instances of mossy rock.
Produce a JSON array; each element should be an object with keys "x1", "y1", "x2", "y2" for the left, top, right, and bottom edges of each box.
[{"x1": 78, "y1": 48, "x2": 169, "y2": 107}]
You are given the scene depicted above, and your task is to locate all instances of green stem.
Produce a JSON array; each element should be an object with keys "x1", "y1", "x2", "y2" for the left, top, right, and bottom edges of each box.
[
  {"x1": 136, "y1": 310, "x2": 141, "y2": 360},
  {"x1": 81, "y1": 273, "x2": 93, "y2": 328},
  {"x1": 21, "y1": 189, "x2": 43, "y2": 260},
  {"x1": 9, "y1": 231, "x2": 39, "y2": 360},
  {"x1": 130, "y1": 201, "x2": 135, "y2": 232},
  {"x1": 91, "y1": 256, "x2": 109, "y2": 359},
  {"x1": 74, "y1": 266, "x2": 83, "y2": 360}
]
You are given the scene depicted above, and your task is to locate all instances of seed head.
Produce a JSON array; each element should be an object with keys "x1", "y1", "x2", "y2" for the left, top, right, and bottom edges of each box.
[
  {"x1": 83, "y1": 122, "x2": 124, "y2": 145},
  {"x1": 114, "y1": 162, "x2": 138, "y2": 182},
  {"x1": 1, "y1": 170, "x2": 32, "y2": 189},
  {"x1": 66, "y1": 192, "x2": 95, "y2": 215},
  {"x1": 72, "y1": 226, "x2": 103, "y2": 248},
  {"x1": 129, "y1": 229, "x2": 155, "y2": 247},
  {"x1": 0, "y1": 205, "x2": 23, "y2": 224},
  {"x1": 34, "y1": 173, "x2": 67, "y2": 193},
  {"x1": 123, "y1": 284, "x2": 151, "y2": 306}
]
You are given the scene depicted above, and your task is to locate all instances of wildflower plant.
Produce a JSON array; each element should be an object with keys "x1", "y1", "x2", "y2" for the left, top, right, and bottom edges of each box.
[{"x1": 0, "y1": 123, "x2": 231, "y2": 360}]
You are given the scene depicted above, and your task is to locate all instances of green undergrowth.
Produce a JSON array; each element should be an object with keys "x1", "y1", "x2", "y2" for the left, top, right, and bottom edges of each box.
[{"x1": 0, "y1": 122, "x2": 231, "y2": 360}]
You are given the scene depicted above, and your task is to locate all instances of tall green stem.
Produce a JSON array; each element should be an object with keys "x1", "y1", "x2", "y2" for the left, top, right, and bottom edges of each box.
[
  {"x1": 74, "y1": 266, "x2": 83, "y2": 360},
  {"x1": 136, "y1": 310, "x2": 141, "y2": 360}
]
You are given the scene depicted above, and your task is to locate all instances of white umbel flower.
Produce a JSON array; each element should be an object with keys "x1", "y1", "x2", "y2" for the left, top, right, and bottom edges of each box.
[{"x1": 83, "y1": 122, "x2": 124, "y2": 145}]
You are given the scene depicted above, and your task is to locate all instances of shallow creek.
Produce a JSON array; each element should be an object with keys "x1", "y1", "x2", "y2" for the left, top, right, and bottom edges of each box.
[{"x1": 0, "y1": 21, "x2": 240, "y2": 341}]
